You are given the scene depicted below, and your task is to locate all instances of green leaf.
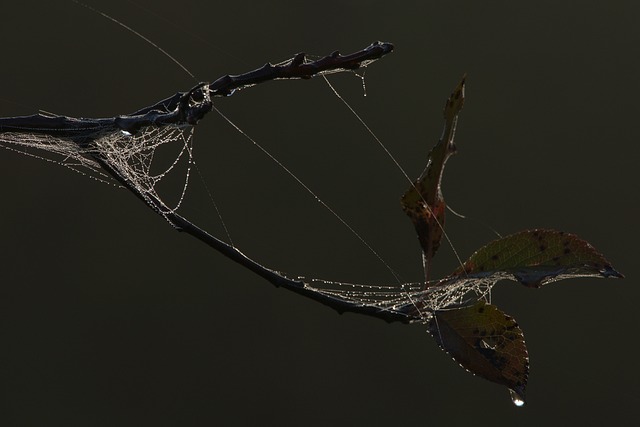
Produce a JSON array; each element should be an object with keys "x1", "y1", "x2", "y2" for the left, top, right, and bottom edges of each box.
[
  {"x1": 401, "y1": 76, "x2": 465, "y2": 281},
  {"x1": 428, "y1": 301, "x2": 528, "y2": 405},
  {"x1": 450, "y1": 229, "x2": 623, "y2": 287}
]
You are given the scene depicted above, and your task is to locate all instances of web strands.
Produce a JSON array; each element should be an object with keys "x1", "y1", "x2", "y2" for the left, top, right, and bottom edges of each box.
[
  {"x1": 0, "y1": 122, "x2": 194, "y2": 217},
  {"x1": 95, "y1": 124, "x2": 194, "y2": 215},
  {"x1": 0, "y1": 128, "x2": 106, "y2": 180},
  {"x1": 305, "y1": 274, "x2": 497, "y2": 323}
]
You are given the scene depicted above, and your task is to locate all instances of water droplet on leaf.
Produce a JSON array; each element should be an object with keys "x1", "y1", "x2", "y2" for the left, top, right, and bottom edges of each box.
[{"x1": 510, "y1": 389, "x2": 525, "y2": 407}]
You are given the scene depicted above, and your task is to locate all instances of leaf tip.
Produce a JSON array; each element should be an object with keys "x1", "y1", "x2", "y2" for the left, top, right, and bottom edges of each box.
[
  {"x1": 602, "y1": 264, "x2": 624, "y2": 279},
  {"x1": 443, "y1": 75, "x2": 466, "y2": 118}
]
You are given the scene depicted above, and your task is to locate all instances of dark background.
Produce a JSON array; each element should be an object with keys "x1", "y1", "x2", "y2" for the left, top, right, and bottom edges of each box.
[{"x1": 1, "y1": 1, "x2": 637, "y2": 425}]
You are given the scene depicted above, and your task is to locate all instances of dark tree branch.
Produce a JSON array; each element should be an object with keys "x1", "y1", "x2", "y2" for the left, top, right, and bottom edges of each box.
[
  {"x1": 93, "y1": 152, "x2": 414, "y2": 325},
  {"x1": 170, "y1": 210, "x2": 416, "y2": 324},
  {"x1": 0, "y1": 42, "x2": 393, "y2": 135},
  {"x1": 0, "y1": 41, "x2": 412, "y2": 324}
]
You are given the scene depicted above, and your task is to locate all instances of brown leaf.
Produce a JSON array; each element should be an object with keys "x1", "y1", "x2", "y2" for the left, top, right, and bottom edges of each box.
[
  {"x1": 428, "y1": 301, "x2": 528, "y2": 405},
  {"x1": 401, "y1": 76, "x2": 465, "y2": 281}
]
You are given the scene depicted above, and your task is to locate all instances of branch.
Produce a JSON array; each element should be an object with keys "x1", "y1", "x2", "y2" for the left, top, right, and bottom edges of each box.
[
  {"x1": 169, "y1": 209, "x2": 415, "y2": 324},
  {"x1": 0, "y1": 42, "x2": 394, "y2": 135},
  {"x1": 0, "y1": 41, "x2": 408, "y2": 324},
  {"x1": 95, "y1": 150, "x2": 413, "y2": 325}
]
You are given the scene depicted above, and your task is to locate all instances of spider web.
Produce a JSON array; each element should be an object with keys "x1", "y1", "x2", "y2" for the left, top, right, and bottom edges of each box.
[
  {"x1": 0, "y1": 104, "x2": 498, "y2": 324},
  {"x1": 303, "y1": 274, "x2": 495, "y2": 323},
  {"x1": 0, "y1": 121, "x2": 194, "y2": 217}
]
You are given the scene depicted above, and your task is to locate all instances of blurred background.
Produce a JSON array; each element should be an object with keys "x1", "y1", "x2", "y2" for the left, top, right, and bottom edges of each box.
[{"x1": 0, "y1": 1, "x2": 637, "y2": 425}]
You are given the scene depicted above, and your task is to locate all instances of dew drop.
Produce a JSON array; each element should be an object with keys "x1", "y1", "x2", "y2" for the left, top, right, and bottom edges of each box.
[
  {"x1": 509, "y1": 389, "x2": 525, "y2": 407},
  {"x1": 355, "y1": 72, "x2": 367, "y2": 97}
]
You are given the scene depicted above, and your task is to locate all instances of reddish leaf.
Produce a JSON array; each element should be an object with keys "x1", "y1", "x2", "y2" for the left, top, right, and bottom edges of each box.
[
  {"x1": 401, "y1": 76, "x2": 465, "y2": 281},
  {"x1": 428, "y1": 301, "x2": 528, "y2": 405}
]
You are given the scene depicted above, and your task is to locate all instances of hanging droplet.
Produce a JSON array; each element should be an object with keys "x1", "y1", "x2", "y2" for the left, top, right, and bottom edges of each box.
[
  {"x1": 355, "y1": 71, "x2": 367, "y2": 97},
  {"x1": 509, "y1": 389, "x2": 525, "y2": 407}
]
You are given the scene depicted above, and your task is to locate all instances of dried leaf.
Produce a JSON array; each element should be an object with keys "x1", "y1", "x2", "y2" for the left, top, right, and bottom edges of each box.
[
  {"x1": 401, "y1": 76, "x2": 465, "y2": 281},
  {"x1": 429, "y1": 301, "x2": 528, "y2": 405}
]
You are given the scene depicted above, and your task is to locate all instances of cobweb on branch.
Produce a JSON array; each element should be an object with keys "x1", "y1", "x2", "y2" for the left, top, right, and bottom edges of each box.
[
  {"x1": 0, "y1": 125, "x2": 110, "y2": 183},
  {"x1": 95, "y1": 125, "x2": 195, "y2": 214},
  {"x1": 0, "y1": 109, "x2": 496, "y2": 324},
  {"x1": 0, "y1": 122, "x2": 194, "y2": 216},
  {"x1": 302, "y1": 274, "x2": 496, "y2": 323}
]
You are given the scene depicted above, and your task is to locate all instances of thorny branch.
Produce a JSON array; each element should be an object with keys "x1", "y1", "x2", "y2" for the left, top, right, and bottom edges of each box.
[{"x1": 0, "y1": 42, "x2": 393, "y2": 135}]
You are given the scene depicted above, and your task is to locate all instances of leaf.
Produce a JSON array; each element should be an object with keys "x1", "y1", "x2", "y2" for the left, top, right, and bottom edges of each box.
[
  {"x1": 428, "y1": 301, "x2": 529, "y2": 405},
  {"x1": 401, "y1": 76, "x2": 465, "y2": 281},
  {"x1": 449, "y1": 229, "x2": 624, "y2": 287},
  {"x1": 394, "y1": 74, "x2": 624, "y2": 406}
]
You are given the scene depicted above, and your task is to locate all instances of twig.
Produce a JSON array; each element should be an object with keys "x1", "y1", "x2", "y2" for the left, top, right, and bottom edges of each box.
[
  {"x1": 0, "y1": 41, "x2": 412, "y2": 323},
  {"x1": 0, "y1": 42, "x2": 393, "y2": 135},
  {"x1": 94, "y1": 151, "x2": 413, "y2": 324}
]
